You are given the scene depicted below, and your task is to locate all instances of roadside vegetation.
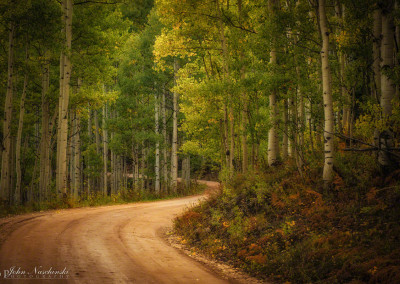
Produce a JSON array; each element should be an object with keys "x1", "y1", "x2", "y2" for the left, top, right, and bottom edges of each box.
[
  {"x1": 174, "y1": 152, "x2": 400, "y2": 283},
  {"x1": 0, "y1": 182, "x2": 205, "y2": 218}
]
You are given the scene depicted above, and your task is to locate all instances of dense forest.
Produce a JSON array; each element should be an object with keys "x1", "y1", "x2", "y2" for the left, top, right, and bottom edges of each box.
[{"x1": 0, "y1": 0, "x2": 399, "y2": 282}]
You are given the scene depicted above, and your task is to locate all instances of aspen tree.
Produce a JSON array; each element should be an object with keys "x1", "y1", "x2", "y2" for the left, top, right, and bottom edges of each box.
[
  {"x1": 162, "y1": 89, "x2": 168, "y2": 191},
  {"x1": 282, "y1": 99, "x2": 289, "y2": 160},
  {"x1": 154, "y1": 92, "x2": 160, "y2": 194},
  {"x1": 103, "y1": 103, "x2": 108, "y2": 196},
  {"x1": 56, "y1": 0, "x2": 73, "y2": 198},
  {"x1": 39, "y1": 55, "x2": 51, "y2": 201},
  {"x1": 318, "y1": 0, "x2": 335, "y2": 187},
  {"x1": 15, "y1": 43, "x2": 29, "y2": 204},
  {"x1": 171, "y1": 59, "x2": 179, "y2": 192},
  {"x1": 73, "y1": 112, "x2": 81, "y2": 200},
  {"x1": 267, "y1": 0, "x2": 280, "y2": 167},
  {"x1": 94, "y1": 109, "x2": 102, "y2": 189},
  {"x1": 238, "y1": 0, "x2": 248, "y2": 173},
  {"x1": 1, "y1": 22, "x2": 15, "y2": 202},
  {"x1": 335, "y1": 1, "x2": 350, "y2": 134},
  {"x1": 378, "y1": 1, "x2": 395, "y2": 170},
  {"x1": 373, "y1": 6, "x2": 382, "y2": 103}
]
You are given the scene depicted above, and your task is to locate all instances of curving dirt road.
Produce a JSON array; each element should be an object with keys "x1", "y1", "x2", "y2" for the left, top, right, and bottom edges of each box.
[{"x1": 0, "y1": 181, "x2": 237, "y2": 283}]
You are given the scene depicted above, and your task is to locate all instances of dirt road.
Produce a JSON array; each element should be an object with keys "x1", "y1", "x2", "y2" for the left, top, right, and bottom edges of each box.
[{"x1": 0, "y1": 181, "x2": 236, "y2": 283}]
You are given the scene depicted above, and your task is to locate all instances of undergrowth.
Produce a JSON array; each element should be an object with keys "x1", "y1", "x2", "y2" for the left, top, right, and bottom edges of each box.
[
  {"x1": 0, "y1": 181, "x2": 205, "y2": 218},
  {"x1": 174, "y1": 153, "x2": 400, "y2": 283}
]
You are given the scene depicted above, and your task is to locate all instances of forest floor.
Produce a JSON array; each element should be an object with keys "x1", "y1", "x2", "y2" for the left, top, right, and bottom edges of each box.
[{"x1": 0, "y1": 181, "x2": 262, "y2": 283}]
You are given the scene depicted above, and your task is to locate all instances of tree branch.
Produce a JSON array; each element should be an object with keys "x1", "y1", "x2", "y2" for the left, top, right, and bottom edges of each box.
[{"x1": 74, "y1": 1, "x2": 118, "y2": 5}]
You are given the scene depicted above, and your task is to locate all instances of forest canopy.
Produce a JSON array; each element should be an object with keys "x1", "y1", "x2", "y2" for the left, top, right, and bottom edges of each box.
[{"x1": 0, "y1": 0, "x2": 398, "y2": 224}]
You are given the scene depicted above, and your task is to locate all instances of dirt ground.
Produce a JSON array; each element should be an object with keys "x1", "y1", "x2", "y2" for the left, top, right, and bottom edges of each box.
[{"x1": 0, "y1": 181, "x2": 265, "y2": 284}]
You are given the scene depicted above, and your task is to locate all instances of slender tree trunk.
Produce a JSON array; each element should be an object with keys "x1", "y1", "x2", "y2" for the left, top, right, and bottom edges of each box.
[
  {"x1": 378, "y1": 2, "x2": 395, "y2": 169},
  {"x1": 282, "y1": 98, "x2": 289, "y2": 160},
  {"x1": 219, "y1": 119, "x2": 226, "y2": 168},
  {"x1": 87, "y1": 108, "x2": 92, "y2": 193},
  {"x1": 288, "y1": 97, "x2": 295, "y2": 157},
  {"x1": 183, "y1": 156, "x2": 190, "y2": 189},
  {"x1": 372, "y1": 7, "x2": 383, "y2": 149},
  {"x1": 223, "y1": 106, "x2": 229, "y2": 169},
  {"x1": 171, "y1": 59, "x2": 179, "y2": 192},
  {"x1": 94, "y1": 110, "x2": 100, "y2": 154},
  {"x1": 307, "y1": 99, "x2": 314, "y2": 151},
  {"x1": 373, "y1": 7, "x2": 382, "y2": 103},
  {"x1": 268, "y1": 84, "x2": 279, "y2": 165},
  {"x1": 111, "y1": 146, "x2": 115, "y2": 194},
  {"x1": 340, "y1": 53, "x2": 350, "y2": 134},
  {"x1": 47, "y1": 110, "x2": 58, "y2": 200},
  {"x1": 334, "y1": 2, "x2": 350, "y2": 135},
  {"x1": 39, "y1": 61, "x2": 50, "y2": 200},
  {"x1": 268, "y1": 0, "x2": 280, "y2": 167},
  {"x1": 216, "y1": 0, "x2": 235, "y2": 177},
  {"x1": 396, "y1": 0, "x2": 400, "y2": 101},
  {"x1": 295, "y1": 66, "x2": 304, "y2": 169},
  {"x1": 123, "y1": 157, "x2": 127, "y2": 191},
  {"x1": 70, "y1": 114, "x2": 76, "y2": 197},
  {"x1": 318, "y1": 0, "x2": 335, "y2": 187},
  {"x1": 141, "y1": 145, "x2": 146, "y2": 190},
  {"x1": 15, "y1": 43, "x2": 29, "y2": 204},
  {"x1": 68, "y1": 115, "x2": 73, "y2": 194},
  {"x1": 162, "y1": 89, "x2": 168, "y2": 191},
  {"x1": 102, "y1": 103, "x2": 108, "y2": 196},
  {"x1": 1, "y1": 22, "x2": 15, "y2": 202},
  {"x1": 134, "y1": 144, "x2": 139, "y2": 189},
  {"x1": 238, "y1": 2, "x2": 248, "y2": 174},
  {"x1": 241, "y1": 100, "x2": 248, "y2": 173},
  {"x1": 73, "y1": 79, "x2": 82, "y2": 199},
  {"x1": 73, "y1": 113, "x2": 81, "y2": 200},
  {"x1": 56, "y1": 0, "x2": 73, "y2": 198},
  {"x1": 294, "y1": 85, "x2": 304, "y2": 173},
  {"x1": 297, "y1": 73, "x2": 305, "y2": 149},
  {"x1": 229, "y1": 107, "x2": 234, "y2": 176},
  {"x1": 154, "y1": 92, "x2": 160, "y2": 194},
  {"x1": 110, "y1": 109, "x2": 116, "y2": 194},
  {"x1": 94, "y1": 109, "x2": 102, "y2": 190},
  {"x1": 9, "y1": 136, "x2": 16, "y2": 198}
]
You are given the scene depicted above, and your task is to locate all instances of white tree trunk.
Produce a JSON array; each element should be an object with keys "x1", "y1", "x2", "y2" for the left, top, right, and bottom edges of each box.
[
  {"x1": 56, "y1": 0, "x2": 73, "y2": 198},
  {"x1": 318, "y1": 0, "x2": 335, "y2": 187}
]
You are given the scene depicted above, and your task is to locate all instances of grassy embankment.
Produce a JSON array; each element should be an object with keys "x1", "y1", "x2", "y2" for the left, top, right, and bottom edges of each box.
[{"x1": 174, "y1": 153, "x2": 400, "y2": 283}]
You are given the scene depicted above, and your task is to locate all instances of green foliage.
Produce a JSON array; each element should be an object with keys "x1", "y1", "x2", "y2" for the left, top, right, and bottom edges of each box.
[
  {"x1": 83, "y1": 144, "x2": 103, "y2": 179},
  {"x1": 0, "y1": 180, "x2": 206, "y2": 218}
]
